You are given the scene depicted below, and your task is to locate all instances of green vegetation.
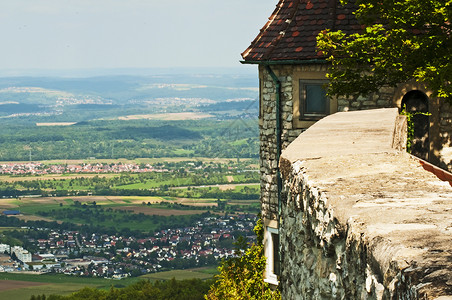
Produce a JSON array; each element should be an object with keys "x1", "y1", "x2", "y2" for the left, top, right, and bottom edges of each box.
[
  {"x1": 33, "y1": 205, "x2": 210, "y2": 233},
  {"x1": 165, "y1": 185, "x2": 259, "y2": 202},
  {"x1": 0, "y1": 72, "x2": 262, "y2": 299},
  {"x1": 206, "y1": 219, "x2": 280, "y2": 300},
  {"x1": 317, "y1": 0, "x2": 452, "y2": 99},
  {"x1": 0, "y1": 273, "x2": 142, "y2": 300},
  {"x1": 0, "y1": 73, "x2": 259, "y2": 161},
  {"x1": 0, "y1": 284, "x2": 93, "y2": 300},
  {"x1": 0, "y1": 272, "x2": 136, "y2": 286},
  {"x1": 7, "y1": 173, "x2": 257, "y2": 192},
  {"x1": 0, "y1": 119, "x2": 258, "y2": 161},
  {"x1": 142, "y1": 269, "x2": 217, "y2": 281},
  {"x1": 0, "y1": 269, "x2": 217, "y2": 300},
  {"x1": 31, "y1": 278, "x2": 213, "y2": 300},
  {"x1": 0, "y1": 160, "x2": 260, "y2": 214},
  {"x1": 400, "y1": 106, "x2": 431, "y2": 153},
  {"x1": 0, "y1": 210, "x2": 212, "y2": 241}
]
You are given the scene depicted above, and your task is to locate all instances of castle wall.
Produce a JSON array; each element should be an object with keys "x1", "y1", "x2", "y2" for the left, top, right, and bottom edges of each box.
[
  {"x1": 258, "y1": 64, "x2": 398, "y2": 222},
  {"x1": 278, "y1": 109, "x2": 452, "y2": 299},
  {"x1": 436, "y1": 101, "x2": 452, "y2": 170},
  {"x1": 258, "y1": 64, "x2": 302, "y2": 222},
  {"x1": 259, "y1": 63, "x2": 452, "y2": 227}
]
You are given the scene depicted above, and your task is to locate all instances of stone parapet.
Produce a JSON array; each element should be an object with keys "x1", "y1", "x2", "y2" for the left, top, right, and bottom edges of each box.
[{"x1": 279, "y1": 108, "x2": 452, "y2": 299}]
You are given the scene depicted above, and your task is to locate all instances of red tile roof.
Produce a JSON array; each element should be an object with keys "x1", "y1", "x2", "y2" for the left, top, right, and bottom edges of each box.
[
  {"x1": 241, "y1": 0, "x2": 359, "y2": 62},
  {"x1": 417, "y1": 158, "x2": 452, "y2": 187}
]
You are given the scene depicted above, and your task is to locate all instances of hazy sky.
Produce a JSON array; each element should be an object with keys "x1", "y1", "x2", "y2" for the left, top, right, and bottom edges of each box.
[{"x1": 0, "y1": 0, "x2": 276, "y2": 73}]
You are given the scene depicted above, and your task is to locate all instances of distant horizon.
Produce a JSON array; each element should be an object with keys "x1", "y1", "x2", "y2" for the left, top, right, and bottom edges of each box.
[
  {"x1": 0, "y1": 1, "x2": 275, "y2": 71},
  {"x1": 0, "y1": 65, "x2": 259, "y2": 78}
]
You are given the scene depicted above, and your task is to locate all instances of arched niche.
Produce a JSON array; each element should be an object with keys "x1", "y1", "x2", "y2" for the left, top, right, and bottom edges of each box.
[{"x1": 401, "y1": 90, "x2": 430, "y2": 160}]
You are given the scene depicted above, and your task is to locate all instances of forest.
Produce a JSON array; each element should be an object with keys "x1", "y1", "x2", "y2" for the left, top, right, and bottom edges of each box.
[
  {"x1": 0, "y1": 119, "x2": 258, "y2": 161},
  {"x1": 0, "y1": 72, "x2": 259, "y2": 161},
  {"x1": 30, "y1": 278, "x2": 213, "y2": 300}
]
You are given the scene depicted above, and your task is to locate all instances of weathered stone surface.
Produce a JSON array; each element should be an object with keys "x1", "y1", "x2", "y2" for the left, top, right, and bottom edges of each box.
[
  {"x1": 280, "y1": 108, "x2": 400, "y2": 163},
  {"x1": 279, "y1": 108, "x2": 452, "y2": 299}
]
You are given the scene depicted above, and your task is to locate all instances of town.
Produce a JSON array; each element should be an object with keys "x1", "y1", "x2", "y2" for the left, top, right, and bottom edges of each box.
[
  {"x1": 0, "y1": 213, "x2": 257, "y2": 279},
  {"x1": 0, "y1": 162, "x2": 167, "y2": 176}
]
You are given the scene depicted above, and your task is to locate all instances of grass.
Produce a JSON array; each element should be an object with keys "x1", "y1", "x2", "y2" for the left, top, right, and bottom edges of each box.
[
  {"x1": 0, "y1": 283, "x2": 90, "y2": 300},
  {"x1": 114, "y1": 177, "x2": 195, "y2": 190},
  {"x1": 141, "y1": 268, "x2": 216, "y2": 281},
  {"x1": 0, "y1": 227, "x2": 27, "y2": 233},
  {"x1": 14, "y1": 201, "x2": 209, "y2": 233},
  {"x1": 172, "y1": 149, "x2": 195, "y2": 156},
  {"x1": 195, "y1": 266, "x2": 220, "y2": 275},
  {"x1": 0, "y1": 273, "x2": 142, "y2": 300},
  {"x1": 63, "y1": 198, "x2": 74, "y2": 205},
  {"x1": 18, "y1": 204, "x2": 62, "y2": 215},
  {"x1": 0, "y1": 273, "x2": 139, "y2": 284},
  {"x1": 0, "y1": 267, "x2": 218, "y2": 300},
  {"x1": 175, "y1": 184, "x2": 259, "y2": 194},
  {"x1": 230, "y1": 139, "x2": 248, "y2": 146}
]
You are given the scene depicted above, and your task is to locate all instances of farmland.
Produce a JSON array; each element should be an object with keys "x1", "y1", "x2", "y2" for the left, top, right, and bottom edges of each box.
[
  {"x1": 0, "y1": 158, "x2": 260, "y2": 215},
  {"x1": 0, "y1": 71, "x2": 260, "y2": 298},
  {"x1": 0, "y1": 267, "x2": 218, "y2": 300},
  {"x1": 0, "y1": 273, "x2": 139, "y2": 300},
  {"x1": 0, "y1": 270, "x2": 217, "y2": 299},
  {"x1": 0, "y1": 155, "x2": 260, "y2": 298}
]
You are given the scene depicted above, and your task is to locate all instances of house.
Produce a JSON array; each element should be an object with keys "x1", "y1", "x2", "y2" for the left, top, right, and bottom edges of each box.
[
  {"x1": 2, "y1": 210, "x2": 20, "y2": 216},
  {"x1": 11, "y1": 246, "x2": 32, "y2": 263},
  {"x1": 242, "y1": 0, "x2": 452, "y2": 291}
]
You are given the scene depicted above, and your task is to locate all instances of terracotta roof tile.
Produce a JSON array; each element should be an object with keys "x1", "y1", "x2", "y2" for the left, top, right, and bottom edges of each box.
[{"x1": 242, "y1": 0, "x2": 358, "y2": 62}]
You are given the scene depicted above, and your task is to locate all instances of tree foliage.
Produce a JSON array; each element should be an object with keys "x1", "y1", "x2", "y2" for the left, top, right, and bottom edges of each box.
[
  {"x1": 31, "y1": 278, "x2": 212, "y2": 300},
  {"x1": 317, "y1": 0, "x2": 452, "y2": 99},
  {"x1": 205, "y1": 219, "x2": 280, "y2": 300}
]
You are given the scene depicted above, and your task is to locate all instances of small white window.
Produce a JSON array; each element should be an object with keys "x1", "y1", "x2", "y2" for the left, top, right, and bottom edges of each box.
[{"x1": 264, "y1": 226, "x2": 279, "y2": 285}]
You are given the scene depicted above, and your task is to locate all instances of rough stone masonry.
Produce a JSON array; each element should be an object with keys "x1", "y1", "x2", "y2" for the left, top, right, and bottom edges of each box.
[{"x1": 279, "y1": 108, "x2": 452, "y2": 299}]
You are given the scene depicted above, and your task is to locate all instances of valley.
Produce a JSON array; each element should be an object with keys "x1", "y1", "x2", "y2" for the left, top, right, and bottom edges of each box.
[{"x1": 0, "y1": 71, "x2": 261, "y2": 298}]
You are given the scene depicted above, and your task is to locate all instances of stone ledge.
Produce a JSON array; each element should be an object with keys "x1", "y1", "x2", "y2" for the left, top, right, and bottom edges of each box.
[{"x1": 279, "y1": 108, "x2": 452, "y2": 299}]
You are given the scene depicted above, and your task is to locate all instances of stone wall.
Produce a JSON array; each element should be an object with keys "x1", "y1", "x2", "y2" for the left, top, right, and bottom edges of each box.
[
  {"x1": 258, "y1": 64, "x2": 397, "y2": 221},
  {"x1": 437, "y1": 101, "x2": 452, "y2": 170},
  {"x1": 259, "y1": 62, "x2": 452, "y2": 226},
  {"x1": 278, "y1": 109, "x2": 452, "y2": 299},
  {"x1": 259, "y1": 64, "x2": 302, "y2": 221},
  {"x1": 337, "y1": 87, "x2": 396, "y2": 112}
]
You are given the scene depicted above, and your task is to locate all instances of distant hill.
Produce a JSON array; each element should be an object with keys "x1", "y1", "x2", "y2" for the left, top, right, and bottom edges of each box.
[
  {"x1": 0, "y1": 72, "x2": 259, "y2": 161},
  {"x1": 0, "y1": 73, "x2": 258, "y2": 121},
  {"x1": 0, "y1": 103, "x2": 43, "y2": 115}
]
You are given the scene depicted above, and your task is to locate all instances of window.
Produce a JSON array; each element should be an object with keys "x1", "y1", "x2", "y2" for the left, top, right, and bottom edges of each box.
[
  {"x1": 299, "y1": 80, "x2": 329, "y2": 120},
  {"x1": 271, "y1": 231, "x2": 280, "y2": 275},
  {"x1": 264, "y1": 227, "x2": 279, "y2": 285}
]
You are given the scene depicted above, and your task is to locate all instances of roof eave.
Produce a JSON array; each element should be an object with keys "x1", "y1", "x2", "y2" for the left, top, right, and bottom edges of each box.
[{"x1": 240, "y1": 59, "x2": 328, "y2": 65}]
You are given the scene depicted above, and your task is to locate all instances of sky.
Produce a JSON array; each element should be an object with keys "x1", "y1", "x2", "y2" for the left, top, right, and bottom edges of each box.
[{"x1": 0, "y1": 0, "x2": 276, "y2": 75}]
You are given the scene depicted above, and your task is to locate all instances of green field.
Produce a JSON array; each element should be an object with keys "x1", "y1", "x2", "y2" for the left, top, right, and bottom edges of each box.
[
  {"x1": 0, "y1": 227, "x2": 27, "y2": 233},
  {"x1": 0, "y1": 283, "x2": 95, "y2": 300},
  {"x1": 8, "y1": 157, "x2": 251, "y2": 165},
  {"x1": 141, "y1": 268, "x2": 218, "y2": 281},
  {"x1": 15, "y1": 203, "x2": 209, "y2": 234},
  {"x1": 0, "y1": 267, "x2": 217, "y2": 300},
  {"x1": 0, "y1": 166, "x2": 259, "y2": 196},
  {"x1": 0, "y1": 273, "x2": 138, "y2": 300}
]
